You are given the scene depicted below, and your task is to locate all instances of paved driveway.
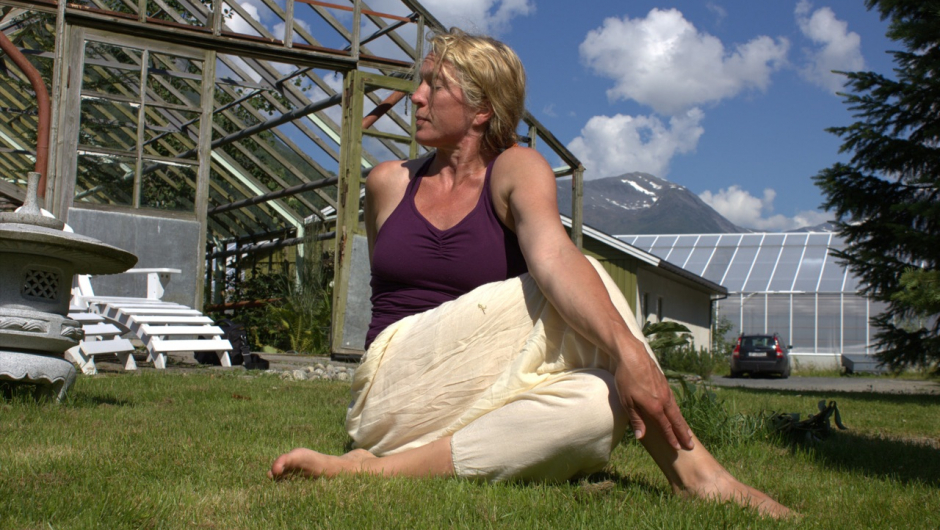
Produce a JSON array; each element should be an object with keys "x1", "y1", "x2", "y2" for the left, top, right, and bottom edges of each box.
[{"x1": 707, "y1": 375, "x2": 940, "y2": 395}]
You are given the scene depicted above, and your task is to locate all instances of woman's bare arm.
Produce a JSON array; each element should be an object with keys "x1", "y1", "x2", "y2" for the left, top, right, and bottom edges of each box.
[
  {"x1": 492, "y1": 147, "x2": 694, "y2": 451},
  {"x1": 364, "y1": 160, "x2": 413, "y2": 264}
]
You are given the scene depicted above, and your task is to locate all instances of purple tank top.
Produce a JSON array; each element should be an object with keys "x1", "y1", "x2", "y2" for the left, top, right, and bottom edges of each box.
[{"x1": 366, "y1": 157, "x2": 528, "y2": 348}]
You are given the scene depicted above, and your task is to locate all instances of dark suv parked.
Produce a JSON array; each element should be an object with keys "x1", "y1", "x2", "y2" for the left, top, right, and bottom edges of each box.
[{"x1": 730, "y1": 333, "x2": 791, "y2": 378}]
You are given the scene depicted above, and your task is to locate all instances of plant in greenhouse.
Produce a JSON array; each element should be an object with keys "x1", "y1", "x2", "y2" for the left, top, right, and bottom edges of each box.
[
  {"x1": 265, "y1": 229, "x2": 333, "y2": 354},
  {"x1": 814, "y1": 0, "x2": 940, "y2": 372}
]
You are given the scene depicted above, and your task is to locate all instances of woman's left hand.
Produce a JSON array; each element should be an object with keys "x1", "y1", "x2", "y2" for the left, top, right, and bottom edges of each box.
[{"x1": 613, "y1": 342, "x2": 694, "y2": 451}]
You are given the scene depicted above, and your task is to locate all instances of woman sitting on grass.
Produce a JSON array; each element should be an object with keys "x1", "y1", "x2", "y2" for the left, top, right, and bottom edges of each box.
[{"x1": 269, "y1": 28, "x2": 790, "y2": 519}]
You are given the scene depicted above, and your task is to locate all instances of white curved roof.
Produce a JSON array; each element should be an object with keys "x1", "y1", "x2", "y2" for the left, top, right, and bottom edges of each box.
[{"x1": 616, "y1": 232, "x2": 857, "y2": 294}]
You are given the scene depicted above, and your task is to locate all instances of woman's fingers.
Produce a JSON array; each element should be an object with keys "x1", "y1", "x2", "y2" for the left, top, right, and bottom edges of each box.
[
  {"x1": 626, "y1": 403, "x2": 646, "y2": 440},
  {"x1": 615, "y1": 359, "x2": 695, "y2": 451},
  {"x1": 664, "y1": 399, "x2": 694, "y2": 450}
]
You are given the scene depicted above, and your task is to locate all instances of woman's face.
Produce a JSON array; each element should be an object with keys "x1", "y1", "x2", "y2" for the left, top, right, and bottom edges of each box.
[{"x1": 411, "y1": 56, "x2": 482, "y2": 148}]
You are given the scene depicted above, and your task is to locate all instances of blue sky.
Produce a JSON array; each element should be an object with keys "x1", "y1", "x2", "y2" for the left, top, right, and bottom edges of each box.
[{"x1": 409, "y1": 0, "x2": 895, "y2": 231}]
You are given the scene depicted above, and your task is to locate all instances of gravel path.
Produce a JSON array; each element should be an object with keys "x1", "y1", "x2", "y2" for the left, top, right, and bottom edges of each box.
[
  {"x1": 707, "y1": 374, "x2": 940, "y2": 395},
  {"x1": 101, "y1": 352, "x2": 940, "y2": 395}
]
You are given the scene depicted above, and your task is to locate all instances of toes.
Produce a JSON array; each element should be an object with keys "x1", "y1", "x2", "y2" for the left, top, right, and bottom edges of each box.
[{"x1": 269, "y1": 450, "x2": 304, "y2": 480}]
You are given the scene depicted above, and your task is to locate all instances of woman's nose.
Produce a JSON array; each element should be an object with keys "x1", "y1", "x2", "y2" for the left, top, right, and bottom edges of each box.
[{"x1": 411, "y1": 83, "x2": 427, "y2": 106}]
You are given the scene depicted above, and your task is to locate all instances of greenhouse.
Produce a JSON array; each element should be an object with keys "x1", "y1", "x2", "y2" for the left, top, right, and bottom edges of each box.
[
  {"x1": 0, "y1": 0, "x2": 592, "y2": 357},
  {"x1": 617, "y1": 232, "x2": 887, "y2": 368}
]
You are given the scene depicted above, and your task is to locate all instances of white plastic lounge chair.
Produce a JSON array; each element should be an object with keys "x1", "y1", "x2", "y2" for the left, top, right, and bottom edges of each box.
[
  {"x1": 19, "y1": 206, "x2": 234, "y2": 371},
  {"x1": 64, "y1": 311, "x2": 137, "y2": 374},
  {"x1": 72, "y1": 272, "x2": 233, "y2": 370}
]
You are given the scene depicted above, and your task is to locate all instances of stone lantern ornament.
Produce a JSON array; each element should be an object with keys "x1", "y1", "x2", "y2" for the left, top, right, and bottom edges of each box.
[{"x1": 0, "y1": 172, "x2": 137, "y2": 400}]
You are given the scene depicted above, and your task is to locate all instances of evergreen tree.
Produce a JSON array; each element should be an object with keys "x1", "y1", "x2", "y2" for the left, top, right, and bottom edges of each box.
[{"x1": 814, "y1": 0, "x2": 940, "y2": 371}]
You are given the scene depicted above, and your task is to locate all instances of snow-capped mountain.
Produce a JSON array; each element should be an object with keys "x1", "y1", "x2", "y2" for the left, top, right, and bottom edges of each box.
[{"x1": 556, "y1": 172, "x2": 747, "y2": 235}]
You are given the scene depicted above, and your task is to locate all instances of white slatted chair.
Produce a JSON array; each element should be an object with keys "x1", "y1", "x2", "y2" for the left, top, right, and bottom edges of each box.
[
  {"x1": 72, "y1": 273, "x2": 233, "y2": 370},
  {"x1": 19, "y1": 206, "x2": 233, "y2": 372},
  {"x1": 64, "y1": 311, "x2": 137, "y2": 374}
]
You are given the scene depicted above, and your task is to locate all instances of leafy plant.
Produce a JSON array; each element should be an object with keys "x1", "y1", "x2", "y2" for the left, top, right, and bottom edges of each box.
[
  {"x1": 672, "y1": 380, "x2": 765, "y2": 448},
  {"x1": 643, "y1": 321, "x2": 723, "y2": 378},
  {"x1": 264, "y1": 229, "x2": 333, "y2": 354},
  {"x1": 210, "y1": 268, "x2": 290, "y2": 351},
  {"x1": 643, "y1": 320, "x2": 692, "y2": 356},
  {"x1": 660, "y1": 345, "x2": 725, "y2": 379}
]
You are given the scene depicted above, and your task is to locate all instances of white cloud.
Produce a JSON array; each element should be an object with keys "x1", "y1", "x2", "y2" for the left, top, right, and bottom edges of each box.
[
  {"x1": 699, "y1": 185, "x2": 831, "y2": 231},
  {"x1": 224, "y1": 2, "x2": 263, "y2": 36},
  {"x1": 706, "y1": 2, "x2": 728, "y2": 25},
  {"x1": 399, "y1": 0, "x2": 534, "y2": 35},
  {"x1": 795, "y1": 1, "x2": 865, "y2": 93},
  {"x1": 568, "y1": 108, "x2": 705, "y2": 179},
  {"x1": 579, "y1": 8, "x2": 789, "y2": 115}
]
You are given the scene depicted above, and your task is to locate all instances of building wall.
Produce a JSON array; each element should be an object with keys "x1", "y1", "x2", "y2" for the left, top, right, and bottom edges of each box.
[
  {"x1": 580, "y1": 238, "x2": 715, "y2": 351},
  {"x1": 67, "y1": 207, "x2": 201, "y2": 308},
  {"x1": 635, "y1": 266, "x2": 713, "y2": 350},
  {"x1": 580, "y1": 239, "x2": 638, "y2": 315}
]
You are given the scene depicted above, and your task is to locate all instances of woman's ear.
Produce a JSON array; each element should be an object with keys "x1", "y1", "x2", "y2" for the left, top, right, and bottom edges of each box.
[{"x1": 473, "y1": 104, "x2": 494, "y2": 127}]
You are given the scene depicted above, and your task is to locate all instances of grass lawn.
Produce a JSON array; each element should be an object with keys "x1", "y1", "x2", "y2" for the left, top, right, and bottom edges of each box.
[{"x1": 1, "y1": 369, "x2": 938, "y2": 529}]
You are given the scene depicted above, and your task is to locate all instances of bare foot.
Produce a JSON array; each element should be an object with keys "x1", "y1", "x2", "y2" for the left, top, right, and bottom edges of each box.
[
  {"x1": 268, "y1": 448, "x2": 375, "y2": 480},
  {"x1": 676, "y1": 468, "x2": 793, "y2": 519}
]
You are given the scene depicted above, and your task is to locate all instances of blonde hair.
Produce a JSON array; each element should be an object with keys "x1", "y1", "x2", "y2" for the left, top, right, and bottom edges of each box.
[{"x1": 426, "y1": 28, "x2": 526, "y2": 155}]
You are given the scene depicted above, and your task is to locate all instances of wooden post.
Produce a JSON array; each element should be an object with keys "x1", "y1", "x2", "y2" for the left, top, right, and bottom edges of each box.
[
  {"x1": 571, "y1": 164, "x2": 584, "y2": 249},
  {"x1": 331, "y1": 69, "x2": 365, "y2": 355},
  {"x1": 194, "y1": 50, "x2": 217, "y2": 310}
]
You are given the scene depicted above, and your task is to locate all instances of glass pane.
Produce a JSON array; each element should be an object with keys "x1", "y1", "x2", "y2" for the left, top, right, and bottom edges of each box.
[
  {"x1": 723, "y1": 243, "x2": 759, "y2": 292},
  {"x1": 633, "y1": 236, "x2": 658, "y2": 252},
  {"x1": 768, "y1": 244, "x2": 804, "y2": 291},
  {"x1": 146, "y1": 0, "x2": 209, "y2": 27},
  {"x1": 842, "y1": 295, "x2": 870, "y2": 354},
  {"x1": 147, "y1": 52, "x2": 204, "y2": 109},
  {"x1": 703, "y1": 246, "x2": 736, "y2": 284},
  {"x1": 683, "y1": 246, "x2": 714, "y2": 276},
  {"x1": 667, "y1": 235, "x2": 699, "y2": 266},
  {"x1": 793, "y1": 240, "x2": 829, "y2": 292},
  {"x1": 696, "y1": 234, "x2": 721, "y2": 248},
  {"x1": 817, "y1": 295, "x2": 841, "y2": 353},
  {"x1": 650, "y1": 235, "x2": 678, "y2": 257},
  {"x1": 144, "y1": 110, "x2": 200, "y2": 160},
  {"x1": 83, "y1": 42, "x2": 143, "y2": 97},
  {"x1": 716, "y1": 296, "x2": 743, "y2": 340},
  {"x1": 744, "y1": 238, "x2": 783, "y2": 292},
  {"x1": 78, "y1": 98, "x2": 138, "y2": 154},
  {"x1": 818, "y1": 252, "x2": 848, "y2": 292},
  {"x1": 141, "y1": 163, "x2": 196, "y2": 212},
  {"x1": 842, "y1": 272, "x2": 862, "y2": 293},
  {"x1": 75, "y1": 153, "x2": 135, "y2": 206},
  {"x1": 71, "y1": 1, "x2": 137, "y2": 18},
  {"x1": 791, "y1": 294, "x2": 816, "y2": 351},
  {"x1": 665, "y1": 246, "x2": 693, "y2": 268},
  {"x1": 741, "y1": 293, "x2": 766, "y2": 335},
  {"x1": 766, "y1": 294, "x2": 790, "y2": 343}
]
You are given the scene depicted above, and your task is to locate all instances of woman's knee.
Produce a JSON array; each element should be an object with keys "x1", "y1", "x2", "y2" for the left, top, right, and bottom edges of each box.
[{"x1": 567, "y1": 370, "x2": 628, "y2": 451}]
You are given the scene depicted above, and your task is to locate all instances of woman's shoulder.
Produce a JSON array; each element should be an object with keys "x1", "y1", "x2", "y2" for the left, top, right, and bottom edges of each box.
[
  {"x1": 495, "y1": 145, "x2": 546, "y2": 164},
  {"x1": 491, "y1": 146, "x2": 554, "y2": 188},
  {"x1": 367, "y1": 156, "x2": 429, "y2": 193}
]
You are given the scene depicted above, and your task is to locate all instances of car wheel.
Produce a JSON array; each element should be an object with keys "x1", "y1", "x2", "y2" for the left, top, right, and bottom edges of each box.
[{"x1": 730, "y1": 370, "x2": 741, "y2": 378}]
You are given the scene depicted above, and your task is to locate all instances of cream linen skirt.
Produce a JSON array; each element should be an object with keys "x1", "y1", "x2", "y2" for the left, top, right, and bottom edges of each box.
[{"x1": 346, "y1": 257, "x2": 658, "y2": 481}]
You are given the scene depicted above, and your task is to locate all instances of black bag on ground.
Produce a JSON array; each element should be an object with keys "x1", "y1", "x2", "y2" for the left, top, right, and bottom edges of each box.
[{"x1": 196, "y1": 319, "x2": 249, "y2": 366}]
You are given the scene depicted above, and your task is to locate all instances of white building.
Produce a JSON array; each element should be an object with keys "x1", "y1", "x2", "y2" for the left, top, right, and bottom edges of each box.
[{"x1": 618, "y1": 232, "x2": 886, "y2": 368}]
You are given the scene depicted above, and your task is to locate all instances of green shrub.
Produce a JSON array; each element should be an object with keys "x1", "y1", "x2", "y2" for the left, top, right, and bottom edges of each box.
[
  {"x1": 263, "y1": 229, "x2": 333, "y2": 354},
  {"x1": 673, "y1": 380, "x2": 765, "y2": 448},
  {"x1": 659, "y1": 345, "x2": 725, "y2": 379}
]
